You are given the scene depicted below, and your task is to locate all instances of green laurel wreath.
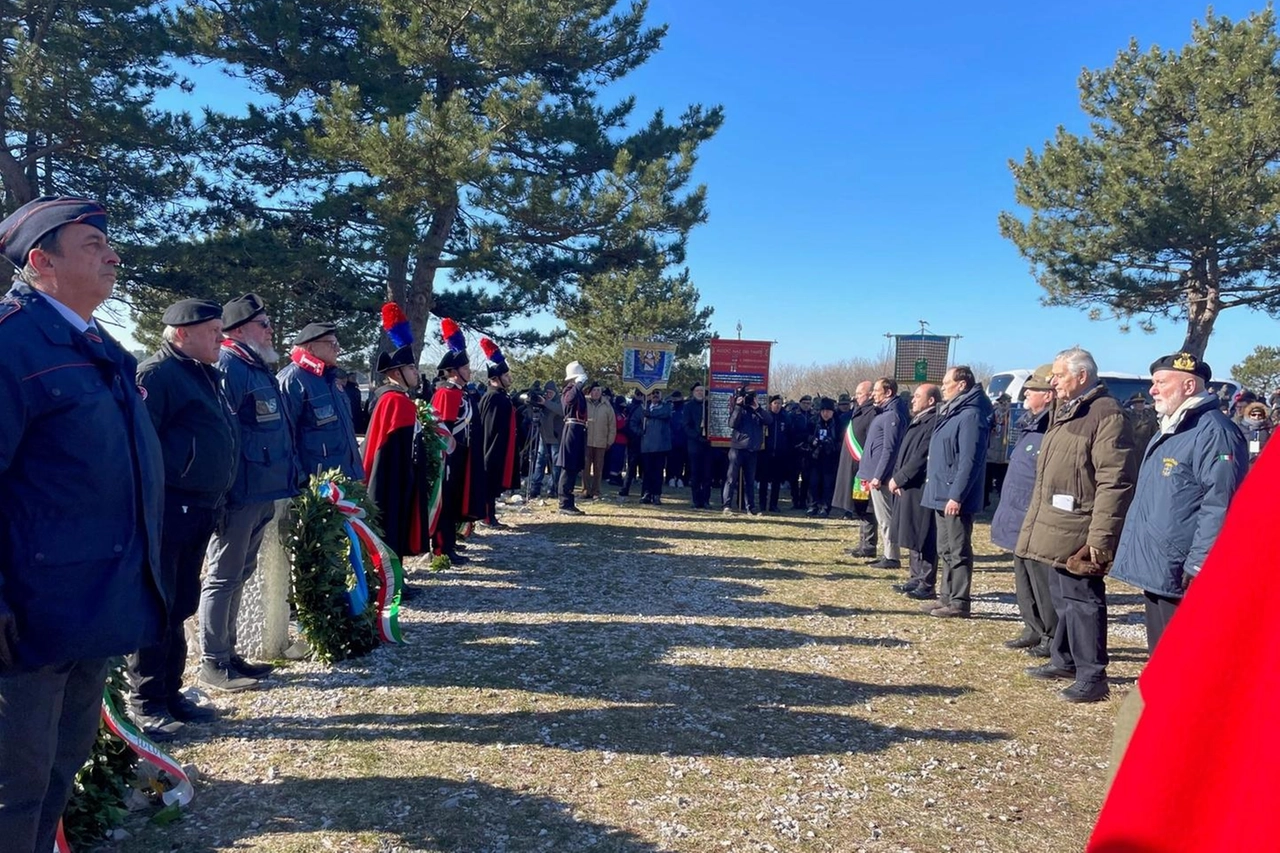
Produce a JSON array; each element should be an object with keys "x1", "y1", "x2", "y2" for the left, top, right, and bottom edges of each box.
[
  {"x1": 63, "y1": 662, "x2": 137, "y2": 848},
  {"x1": 282, "y1": 471, "x2": 384, "y2": 664}
]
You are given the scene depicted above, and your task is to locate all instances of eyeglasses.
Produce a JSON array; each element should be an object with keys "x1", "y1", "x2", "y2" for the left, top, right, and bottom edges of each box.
[
  {"x1": 316, "y1": 338, "x2": 341, "y2": 350},
  {"x1": 252, "y1": 318, "x2": 273, "y2": 329}
]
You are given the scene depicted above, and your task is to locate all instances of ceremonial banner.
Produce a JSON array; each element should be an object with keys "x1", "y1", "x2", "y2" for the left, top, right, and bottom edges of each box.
[
  {"x1": 621, "y1": 340, "x2": 678, "y2": 391},
  {"x1": 708, "y1": 339, "x2": 772, "y2": 446},
  {"x1": 893, "y1": 334, "x2": 951, "y2": 384}
]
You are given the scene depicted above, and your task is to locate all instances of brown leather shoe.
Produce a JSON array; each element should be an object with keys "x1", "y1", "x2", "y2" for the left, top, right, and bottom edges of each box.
[
  {"x1": 919, "y1": 600, "x2": 947, "y2": 613},
  {"x1": 929, "y1": 605, "x2": 971, "y2": 618}
]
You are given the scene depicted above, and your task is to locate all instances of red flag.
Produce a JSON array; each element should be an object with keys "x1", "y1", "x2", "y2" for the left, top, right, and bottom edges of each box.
[{"x1": 1088, "y1": 443, "x2": 1280, "y2": 852}]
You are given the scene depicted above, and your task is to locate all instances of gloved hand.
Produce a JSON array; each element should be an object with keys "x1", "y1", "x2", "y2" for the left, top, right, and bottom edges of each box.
[{"x1": 0, "y1": 598, "x2": 19, "y2": 671}]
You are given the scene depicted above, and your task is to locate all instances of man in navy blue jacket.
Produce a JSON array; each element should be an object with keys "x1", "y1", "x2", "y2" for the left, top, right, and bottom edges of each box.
[
  {"x1": 857, "y1": 378, "x2": 908, "y2": 568},
  {"x1": 921, "y1": 366, "x2": 992, "y2": 618},
  {"x1": 1111, "y1": 352, "x2": 1248, "y2": 653},
  {"x1": 200, "y1": 294, "x2": 299, "y2": 694},
  {"x1": 0, "y1": 198, "x2": 166, "y2": 853}
]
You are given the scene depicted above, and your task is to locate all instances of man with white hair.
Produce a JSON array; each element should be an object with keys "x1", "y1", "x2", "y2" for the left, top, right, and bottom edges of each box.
[
  {"x1": 558, "y1": 361, "x2": 590, "y2": 514},
  {"x1": 1111, "y1": 351, "x2": 1247, "y2": 653},
  {"x1": 201, "y1": 293, "x2": 298, "y2": 696},
  {"x1": 128, "y1": 299, "x2": 239, "y2": 736},
  {"x1": 1016, "y1": 346, "x2": 1137, "y2": 703}
]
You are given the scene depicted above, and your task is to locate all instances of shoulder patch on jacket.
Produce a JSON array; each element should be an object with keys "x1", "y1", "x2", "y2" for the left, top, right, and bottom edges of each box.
[{"x1": 0, "y1": 299, "x2": 21, "y2": 325}]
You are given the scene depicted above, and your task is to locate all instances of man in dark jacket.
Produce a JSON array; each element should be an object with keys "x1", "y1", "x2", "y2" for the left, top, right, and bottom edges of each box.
[
  {"x1": 1016, "y1": 347, "x2": 1137, "y2": 703},
  {"x1": 202, "y1": 293, "x2": 297, "y2": 694},
  {"x1": 858, "y1": 378, "x2": 908, "y2": 568},
  {"x1": 638, "y1": 389, "x2": 673, "y2": 504},
  {"x1": 0, "y1": 198, "x2": 167, "y2": 852},
  {"x1": 888, "y1": 384, "x2": 940, "y2": 599},
  {"x1": 683, "y1": 383, "x2": 713, "y2": 508},
  {"x1": 618, "y1": 389, "x2": 645, "y2": 497},
  {"x1": 990, "y1": 365, "x2": 1055, "y2": 655},
  {"x1": 788, "y1": 395, "x2": 816, "y2": 509},
  {"x1": 527, "y1": 381, "x2": 563, "y2": 498},
  {"x1": 920, "y1": 366, "x2": 992, "y2": 619},
  {"x1": 806, "y1": 398, "x2": 841, "y2": 516},
  {"x1": 722, "y1": 390, "x2": 773, "y2": 514},
  {"x1": 278, "y1": 321, "x2": 363, "y2": 483},
  {"x1": 667, "y1": 391, "x2": 688, "y2": 487},
  {"x1": 128, "y1": 299, "x2": 239, "y2": 738},
  {"x1": 1111, "y1": 352, "x2": 1248, "y2": 653},
  {"x1": 758, "y1": 395, "x2": 789, "y2": 511}
]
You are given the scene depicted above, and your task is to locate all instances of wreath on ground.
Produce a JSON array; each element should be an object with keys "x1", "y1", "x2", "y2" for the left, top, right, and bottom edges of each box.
[
  {"x1": 283, "y1": 471, "x2": 384, "y2": 663},
  {"x1": 62, "y1": 664, "x2": 137, "y2": 848}
]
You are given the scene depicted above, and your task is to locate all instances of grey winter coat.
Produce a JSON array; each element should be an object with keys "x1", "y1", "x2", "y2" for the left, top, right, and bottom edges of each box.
[{"x1": 1111, "y1": 394, "x2": 1248, "y2": 597}]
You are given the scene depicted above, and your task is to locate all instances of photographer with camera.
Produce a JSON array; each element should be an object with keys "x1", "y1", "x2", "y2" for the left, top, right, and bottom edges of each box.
[
  {"x1": 527, "y1": 381, "x2": 564, "y2": 499},
  {"x1": 807, "y1": 397, "x2": 841, "y2": 517},
  {"x1": 722, "y1": 387, "x2": 772, "y2": 515}
]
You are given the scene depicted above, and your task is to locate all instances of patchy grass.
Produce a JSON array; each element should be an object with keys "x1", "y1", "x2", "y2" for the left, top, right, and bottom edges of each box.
[{"x1": 112, "y1": 489, "x2": 1143, "y2": 852}]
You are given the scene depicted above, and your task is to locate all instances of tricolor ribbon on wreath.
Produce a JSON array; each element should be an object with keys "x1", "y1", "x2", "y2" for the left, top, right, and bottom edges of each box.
[
  {"x1": 415, "y1": 398, "x2": 452, "y2": 539},
  {"x1": 844, "y1": 419, "x2": 870, "y2": 501},
  {"x1": 318, "y1": 481, "x2": 406, "y2": 644},
  {"x1": 54, "y1": 689, "x2": 196, "y2": 852}
]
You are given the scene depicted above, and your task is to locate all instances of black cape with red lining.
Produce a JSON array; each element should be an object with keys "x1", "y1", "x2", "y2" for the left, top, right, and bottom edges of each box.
[
  {"x1": 362, "y1": 384, "x2": 430, "y2": 557},
  {"x1": 479, "y1": 386, "x2": 521, "y2": 498}
]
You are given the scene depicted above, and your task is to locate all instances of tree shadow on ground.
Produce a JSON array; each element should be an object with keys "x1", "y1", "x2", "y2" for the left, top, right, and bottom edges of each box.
[
  {"x1": 203, "y1": 620, "x2": 1010, "y2": 759},
  {"x1": 132, "y1": 775, "x2": 663, "y2": 853}
]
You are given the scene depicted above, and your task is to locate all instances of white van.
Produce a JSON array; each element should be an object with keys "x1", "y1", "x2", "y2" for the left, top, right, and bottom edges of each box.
[{"x1": 989, "y1": 368, "x2": 1154, "y2": 404}]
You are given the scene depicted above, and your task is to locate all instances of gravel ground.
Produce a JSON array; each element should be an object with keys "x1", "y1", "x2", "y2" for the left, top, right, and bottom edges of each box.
[{"x1": 108, "y1": 490, "x2": 1147, "y2": 853}]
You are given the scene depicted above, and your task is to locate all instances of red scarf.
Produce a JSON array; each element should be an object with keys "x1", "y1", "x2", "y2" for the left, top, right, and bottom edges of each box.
[{"x1": 290, "y1": 346, "x2": 327, "y2": 377}]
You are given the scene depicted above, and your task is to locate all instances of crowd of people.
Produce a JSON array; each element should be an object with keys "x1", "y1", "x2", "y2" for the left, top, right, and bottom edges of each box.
[{"x1": 0, "y1": 195, "x2": 1269, "y2": 851}]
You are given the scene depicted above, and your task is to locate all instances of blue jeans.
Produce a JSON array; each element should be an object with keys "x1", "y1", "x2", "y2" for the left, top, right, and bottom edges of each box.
[{"x1": 530, "y1": 439, "x2": 561, "y2": 496}]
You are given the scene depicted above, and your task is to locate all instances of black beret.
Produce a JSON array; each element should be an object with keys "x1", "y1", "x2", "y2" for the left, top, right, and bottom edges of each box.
[
  {"x1": 0, "y1": 196, "x2": 108, "y2": 268},
  {"x1": 162, "y1": 298, "x2": 222, "y2": 327},
  {"x1": 799, "y1": 395, "x2": 812, "y2": 403},
  {"x1": 669, "y1": 390, "x2": 683, "y2": 399},
  {"x1": 819, "y1": 397, "x2": 836, "y2": 411},
  {"x1": 376, "y1": 345, "x2": 416, "y2": 373},
  {"x1": 436, "y1": 348, "x2": 470, "y2": 372},
  {"x1": 292, "y1": 322, "x2": 338, "y2": 346},
  {"x1": 223, "y1": 293, "x2": 267, "y2": 331},
  {"x1": 587, "y1": 381, "x2": 601, "y2": 391},
  {"x1": 1150, "y1": 351, "x2": 1211, "y2": 382},
  {"x1": 837, "y1": 393, "x2": 851, "y2": 404},
  {"x1": 769, "y1": 394, "x2": 783, "y2": 404}
]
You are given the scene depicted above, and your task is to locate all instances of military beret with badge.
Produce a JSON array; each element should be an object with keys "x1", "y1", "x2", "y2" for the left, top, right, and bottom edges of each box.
[{"x1": 1150, "y1": 351, "x2": 1211, "y2": 382}]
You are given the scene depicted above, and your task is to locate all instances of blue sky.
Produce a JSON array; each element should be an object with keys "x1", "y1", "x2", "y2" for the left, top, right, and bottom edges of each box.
[
  {"x1": 125, "y1": 0, "x2": 1275, "y2": 379},
  {"x1": 613, "y1": 0, "x2": 1276, "y2": 376}
]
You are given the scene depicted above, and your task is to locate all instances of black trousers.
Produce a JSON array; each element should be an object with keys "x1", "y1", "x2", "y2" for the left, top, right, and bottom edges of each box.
[
  {"x1": 908, "y1": 548, "x2": 937, "y2": 590},
  {"x1": 789, "y1": 452, "x2": 808, "y2": 508},
  {"x1": 619, "y1": 443, "x2": 642, "y2": 495},
  {"x1": 666, "y1": 445, "x2": 688, "y2": 483},
  {"x1": 722, "y1": 448, "x2": 758, "y2": 510},
  {"x1": 687, "y1": 441, "x2": 712, "y2": 508},
  {"x1": 808, "y1": 458, "x2": 838, "y2": 509},
  {"x1": 757, "y1": 450, "x2": 785, "y2": 510},
  {"x1": 853, "y1": 499, "x2": 877, "y2": 551},
  {"x1": 0, "y1": 657, "x2": 110, "y2": 853},
  {"x1": 1143, "y1": 590, "x2": 1181, "y2": 654},
  {"x1": 641, "y1": 451, "x2": 667, "y2": 498},
  {"x1": 1013, "y1": 554, "x2": 1057, "y2": 643},
  {"x1": 127, "y1": 495, "x2": 218, "y2": 712},
  {"x1": 558, "y1": 464, "x2": 583, "y2": 509},
  {"x1": 935, "y1": 512, "x2": 974, "y2": 610},
  {"x1": 1047, "y1": 565, "x2": 1108, "y2": 683}
]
